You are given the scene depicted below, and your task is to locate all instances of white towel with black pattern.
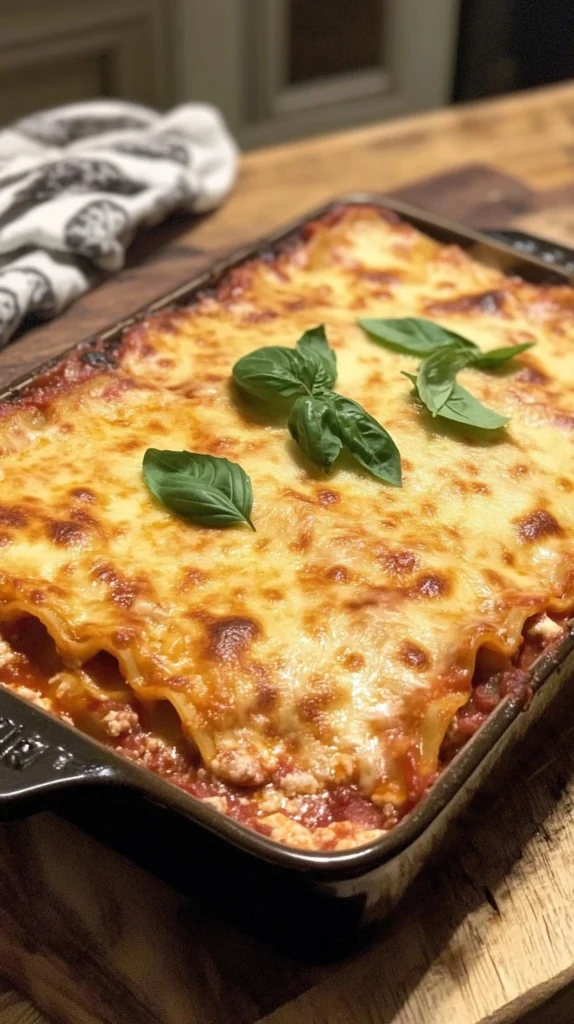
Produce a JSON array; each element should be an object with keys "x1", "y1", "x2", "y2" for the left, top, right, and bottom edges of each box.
[{"x1": 0, "y1": 99, "x2": 238, "y2": 347}]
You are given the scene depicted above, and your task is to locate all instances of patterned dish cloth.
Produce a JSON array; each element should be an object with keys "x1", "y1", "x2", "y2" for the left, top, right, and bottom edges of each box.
[{"x1": 0, "y1": 99, "x2": 238, "y2": 347}]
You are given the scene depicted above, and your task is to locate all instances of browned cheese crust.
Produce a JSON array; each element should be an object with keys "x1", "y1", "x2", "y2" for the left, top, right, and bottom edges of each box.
[{"x1": 0, "y1": 204, "x2": 571, "y2": 850}]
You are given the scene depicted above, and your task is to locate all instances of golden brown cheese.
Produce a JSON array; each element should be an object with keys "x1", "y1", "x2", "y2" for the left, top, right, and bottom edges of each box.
[{"x1": 0, "y1": 204, "x2": 572, "y2": 851}]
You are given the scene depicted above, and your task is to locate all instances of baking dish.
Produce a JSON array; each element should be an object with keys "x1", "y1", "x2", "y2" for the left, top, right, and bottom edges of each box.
[{"x1": 0, "y1": 194, "x2": 572, "y2": 959}]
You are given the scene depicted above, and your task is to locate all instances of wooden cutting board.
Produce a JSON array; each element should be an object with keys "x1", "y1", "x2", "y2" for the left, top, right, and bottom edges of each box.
[{"x1": 0, "y1": 82, "x2": 574, "y2": 1024}]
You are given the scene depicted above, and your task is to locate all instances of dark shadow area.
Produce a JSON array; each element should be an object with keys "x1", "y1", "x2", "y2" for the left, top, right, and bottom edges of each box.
[
  {"x1": 519, "y1": 983, "x2": 574, "y2": 1024},
  {"x1": 123, "y1": 210, "x2": 205, "y2": 269},
  {"x1": 455, "y1": 0, "x2": 574, "y2": 102}
]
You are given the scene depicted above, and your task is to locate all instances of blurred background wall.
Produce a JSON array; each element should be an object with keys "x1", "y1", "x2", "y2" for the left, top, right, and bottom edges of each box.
[{"x1": 1, "y1": 0, "x2": 572, "y2": 146}]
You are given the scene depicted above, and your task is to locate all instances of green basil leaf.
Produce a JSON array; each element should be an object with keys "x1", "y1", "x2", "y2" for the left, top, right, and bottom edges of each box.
[
  {"x1": 232, "y1": 327, "x2": 338, "y2": 401},
  {"x1": 296, "y1": 324, "x2": 337, "y2": 391},
  {"x1": 433, "y1": 382, "x2": 510, "y2": 429},
  {"x1": 417, "y1": 345, "x2": 476, "y2": 416},
  {"x1": 358, "y1": 317, "x2": 479, "y2": 357},
  {"x1": 232, "y1": 327, "x2": 401, "y2": 485},
  {"x1": 404, "y1": 373, "x2": 509, "y2": 431},
  {"x1": 232, "y1": 346, "x2": 308, "y2": 401},
  {"x1": 329, "y1": 394, "x2": 402, "y2": 486},
  {"x1": 143, "y1": 449, "x2": 255, "y2": 530},
  {"x1": 288, "y1": 395, "x2": 343, "y2": 471},
  {"x1": 471, "y1": 342, "x2": 534, "y2": 370}
]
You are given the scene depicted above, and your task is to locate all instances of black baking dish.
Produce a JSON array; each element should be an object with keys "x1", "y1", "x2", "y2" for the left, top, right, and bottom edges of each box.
[{"x1": 0, "y1": 194, "x2": 572, "y2": 960}]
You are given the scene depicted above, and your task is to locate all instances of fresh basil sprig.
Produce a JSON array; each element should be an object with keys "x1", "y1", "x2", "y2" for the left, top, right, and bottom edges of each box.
[
  {"x1": 233, "y1": 325, "x2": 402, "y2": 486},
  {"x1": 143, "y1": 449, "x2": 255, "y2": 530},
  {"x1": 357, "y1": 316, "x2": 533, "y2": 368},
  {"x1": 359, "y1": 316, "x2": 533, "y2": 431},
  {"x1": 402, "y1": 342, "x2": 510, "y2": 430}
]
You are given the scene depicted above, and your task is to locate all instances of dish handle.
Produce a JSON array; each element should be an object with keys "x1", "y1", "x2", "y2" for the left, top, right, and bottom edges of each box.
[
  {"x1": 485, "y1": 229, "x2": 574, "y2": 277},
  {"x1": 0, "y1": 687, "x2": 121, "y2": 818}
]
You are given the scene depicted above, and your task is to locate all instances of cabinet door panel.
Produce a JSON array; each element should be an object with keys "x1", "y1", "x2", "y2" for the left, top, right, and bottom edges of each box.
[
  {"x1": 0, "y1": 0, "x2": 173, "y2": 125},
  {"x1": 175, "y1": 0, "x2": 460, "y2": 149},
  {"x1": 0, "y1": 54, "x2": 109, "y2": 124},
  {"x1": 287, "y1": 0, "x2": 385, "y2": 84}
]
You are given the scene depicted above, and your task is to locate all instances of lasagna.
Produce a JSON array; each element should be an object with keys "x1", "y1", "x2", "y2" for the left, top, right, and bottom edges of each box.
[{"x1": 0, "y1": 203, "x2": 572, "y2": 851}]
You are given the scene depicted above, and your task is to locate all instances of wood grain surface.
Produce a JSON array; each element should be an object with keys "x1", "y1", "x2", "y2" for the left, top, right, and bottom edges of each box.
[
  {"x1": 1, "y1": 80, "x2": 572, "y2": 385},
  {"x1": 0, "y1": 82, "x2": 573, "y2": 1024}
]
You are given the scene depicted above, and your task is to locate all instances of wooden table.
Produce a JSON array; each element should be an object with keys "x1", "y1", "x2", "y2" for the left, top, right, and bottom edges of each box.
[{"x1": 1, "y1": 81, "x2": 574, "y2": 1024}]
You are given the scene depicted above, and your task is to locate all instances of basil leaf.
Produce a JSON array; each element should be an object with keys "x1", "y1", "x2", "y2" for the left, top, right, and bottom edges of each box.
[
  {"x1": 471, "y1": 342, "x2": 534, "y2": 370},
  {"x1": 329, "y1": 394, "x2": 402, "y2": 486},
  {"x1": 435, "y1": 382, "x2": 510, "y2": 429},
  {"x1": 288, "y1": 395, "x2": 343, "y2": 470},
  {"x1": 232, "y1": 327, "x2": 338, "y2": 401},
  {"x1": 233, "y1": 346, "x2": 308, "y2": 401},
  {"x1": 143, "y1": 449, "x2": 255, "y2": 530},
  {"x1": 358, "y1": 317, "x2": 479, "y2": 357},
  {"x1": 232, "y1": 328, "x2": 401, "y2": 485},
  {"x1": 402, "y1": 371, "x2": 418, "y2": 391},
  {"x1": 403, "y1": 373, "x2": 509, "y2": 431},
  {"x1": 417, "y1": 345, "x2": 475, "y2": 416},
  {"x1": 296, "y1": 324, "x2": 337, "y2": 390}
]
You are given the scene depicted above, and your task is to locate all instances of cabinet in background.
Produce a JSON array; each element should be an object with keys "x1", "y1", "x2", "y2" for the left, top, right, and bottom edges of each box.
[
  {"x1": 0, "y1": 0, "x2": 172, "y2": 125},
  {"x1": 0, "y1": 0, "x2": 460, "y2": 147},
  {"x1": 174, "y1": 0, "x2": 460, "y2": 148}
]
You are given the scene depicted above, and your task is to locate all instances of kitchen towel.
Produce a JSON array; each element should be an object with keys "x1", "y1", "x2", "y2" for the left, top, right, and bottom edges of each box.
[{"x1": 0, "y1": 99, "x2": 238, "y2": 347}]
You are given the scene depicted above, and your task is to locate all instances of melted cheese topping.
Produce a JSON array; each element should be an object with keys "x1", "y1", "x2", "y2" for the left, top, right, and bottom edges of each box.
[{"x1": 0, "y1": 204, "x2": 572, "y2": 850}]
